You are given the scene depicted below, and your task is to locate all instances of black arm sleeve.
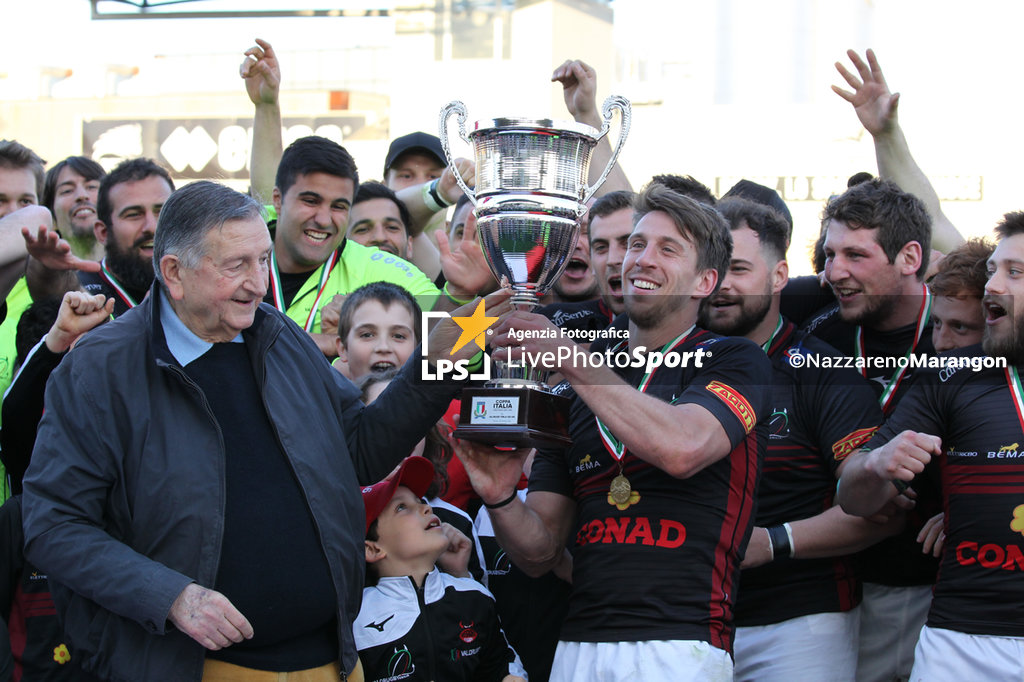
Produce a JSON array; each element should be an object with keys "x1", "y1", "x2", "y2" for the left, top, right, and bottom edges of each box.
[{"x1": 0, "y1": 343, "x2": 64, "y2": 495}]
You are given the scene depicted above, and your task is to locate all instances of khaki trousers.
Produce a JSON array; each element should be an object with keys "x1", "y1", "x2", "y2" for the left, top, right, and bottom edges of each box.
[{"x1": 202, "y1": 658, "x2": 363, "y2": 682}]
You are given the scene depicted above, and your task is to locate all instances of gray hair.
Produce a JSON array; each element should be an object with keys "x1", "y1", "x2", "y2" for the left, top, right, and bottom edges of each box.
[{"x1": 153, "y1": 180, "x2": 263, "y2": 287}]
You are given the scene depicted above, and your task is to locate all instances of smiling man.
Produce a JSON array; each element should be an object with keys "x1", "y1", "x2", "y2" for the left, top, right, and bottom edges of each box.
[
  {"x1": 928, "y1": 238, "x2": 992, "y2": 352},
  {"x1": 457, "y1": 183, "x2": 771, "y2": 681},
  {"x1": 836, "y1": 211, "x2": 1024, "y2": 682},
  {"x1": 802, "y1": 177, "x2": 939, "y2": 682},
  {"x1": 75, "y1": 158, "x2": 174, "y2": 317},
  {"x1": 266, "y1": 136, "x2": 443, "y2": 358},
  {"x1": 344, "y1": 181, "x2": 413, "y2": 260},
  {"x1": 22, "y1": 180, "x2": 491, "y2": 682},
  {"x1": 703, "y1": 197, "x2": 889, "y2": 682},
  {"x1": 41, "y1": 156, "x2": 106, "y2": 262}
]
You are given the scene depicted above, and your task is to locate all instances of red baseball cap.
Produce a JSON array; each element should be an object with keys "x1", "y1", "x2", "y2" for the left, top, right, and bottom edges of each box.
[{"x1": 361, "y1": 456, "x2": 436, "y2": 532}]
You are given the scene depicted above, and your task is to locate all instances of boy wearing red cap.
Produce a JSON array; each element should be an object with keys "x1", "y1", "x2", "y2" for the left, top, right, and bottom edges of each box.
[{"x1": 356, "y1": 457, "x2": 526, "y2": 682}]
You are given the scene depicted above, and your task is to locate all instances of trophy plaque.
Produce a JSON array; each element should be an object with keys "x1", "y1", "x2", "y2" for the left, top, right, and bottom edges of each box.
[{"x1": 440, "y1": 96, "x2": 630, "y2": 448}]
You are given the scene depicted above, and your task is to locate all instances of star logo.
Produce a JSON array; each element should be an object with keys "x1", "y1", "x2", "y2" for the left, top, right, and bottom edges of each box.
[{"x1": 449, "y1": 299, "x2": 498, "y2": 355}]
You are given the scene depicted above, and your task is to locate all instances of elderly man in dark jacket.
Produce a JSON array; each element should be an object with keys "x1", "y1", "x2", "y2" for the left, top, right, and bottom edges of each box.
[{"x1": 21, "y1": 181, "x2": 497, "y2": 682}]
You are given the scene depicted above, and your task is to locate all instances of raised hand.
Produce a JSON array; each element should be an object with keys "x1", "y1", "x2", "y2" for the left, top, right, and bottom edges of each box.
[
  {"x1": 552, "y1": 59, "x2": 600, "y2": 127},
  {"x1": 44, "y1": 291, "x2": 115, "y2": 353},
  {"x1": 436, "y1": 206, "x2": 496, "y2": 300},
  {"x1": 239, "y1": 37, "x2": 280, "y2": 104},
  {"x1": 22, "y1": 226, "x2": 101, "y2": 273},
  {"x1": 832, "y1": 48, "x2": 899, "y2": 137},
  {"x1": 438, "y1": 158, "x2": 476, "y2": 206},
  {"x1": 240, "y1": 38, "x2": 280, "y2": 106}
]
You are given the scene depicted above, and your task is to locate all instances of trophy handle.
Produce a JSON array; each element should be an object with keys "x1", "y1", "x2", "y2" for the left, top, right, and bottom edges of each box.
[
  {"x1": 439, "y1": 100, "x2": 478, "y2": 207},
  {"x1": 581, "y1": 95, "x2": 632, "y2": 205}
]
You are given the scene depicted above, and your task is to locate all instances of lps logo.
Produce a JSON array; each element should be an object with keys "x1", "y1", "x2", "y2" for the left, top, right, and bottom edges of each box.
[{"x1": 421, "y1": 301, "x2": 495, "y2": 381}]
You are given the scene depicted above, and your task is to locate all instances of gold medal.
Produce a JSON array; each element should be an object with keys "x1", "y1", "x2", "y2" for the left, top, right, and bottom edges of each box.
[{"x1": 609, "y1": 474, "x2": 632, "y2": 506}]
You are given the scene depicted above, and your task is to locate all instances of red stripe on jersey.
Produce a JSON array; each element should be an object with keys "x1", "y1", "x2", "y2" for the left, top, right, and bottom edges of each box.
[
  {"x1": 947, "y1": 474, "x2": 1024, "y2": 485},
  {"x1": 948, "y1": 485, "x2": 1024, "y2": 495},
  {"x1": 9, "y1": 583, "x2": 28, "y2": 680},
  {"x1": 708, "y1": 430, "x2": 760, "y2": 651},
  {"x1": 947, "y1": 464, "x2": 1024, "y2": 474}
]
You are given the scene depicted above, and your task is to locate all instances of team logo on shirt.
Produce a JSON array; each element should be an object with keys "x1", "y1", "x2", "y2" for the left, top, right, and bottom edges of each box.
[
  {"x1": 768, "y1": 408, "x2": 790, "y2": 440},
  {"x1": 489, "y1": 549, "x2": 512, "y2": 576},
  {"x1": 458, "y1": 621, "x2": 478, "y2": 644},
  {"x1": 385, "y1": 645, "x2": 416, "y2": 680},
  {"x1": 832, "y1": 426, "x2": 880, "y2": 461},
  {"x1": 704, "y1": 381, "x2": 755, "y2": 433}
]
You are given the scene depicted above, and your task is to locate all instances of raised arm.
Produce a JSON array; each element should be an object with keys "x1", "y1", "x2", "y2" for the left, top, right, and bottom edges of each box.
[
  {"x1": 433, "y1": 199, "x2": 497, "y2": 311},
  {"x1": 1, "y1": 292, "x2": 114, "y2": 494},
  {"x1": 553, "y1": 59, "x2": 632, "y2": 195},
  {"x1": 241, "y1": 38, "x2": 282, "y2": 205},
  {"x1": 397, "y1": 158, "x2": 476, "y2": 238},
  {"x1": 833, "y1": 49, "x2": 963, "y2": 253},
  {"x1": 22, "y1": 224, "x2": 101, "y2": 301}
]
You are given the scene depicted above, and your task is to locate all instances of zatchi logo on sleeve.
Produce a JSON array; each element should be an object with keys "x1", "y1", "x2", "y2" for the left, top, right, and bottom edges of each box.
[{"x1": 705, "y1": 380, "x2": 755, "y2": 433}]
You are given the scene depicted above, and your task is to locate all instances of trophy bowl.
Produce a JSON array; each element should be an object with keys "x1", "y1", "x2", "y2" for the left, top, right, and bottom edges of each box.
[
  {"x1": 475, "y1": 199, "x2": 582, "y2": 306},
  {"x1": 439, "y1": 97, "x2": 630, "y2": 448},
  {"x1": 469, "y1": 117, "x2": 604, "y2": 201}
]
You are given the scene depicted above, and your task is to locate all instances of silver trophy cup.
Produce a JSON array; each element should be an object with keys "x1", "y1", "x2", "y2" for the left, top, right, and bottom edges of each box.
[{"x1": 440, "y1": 97, "x2": 630, "y2": 447}]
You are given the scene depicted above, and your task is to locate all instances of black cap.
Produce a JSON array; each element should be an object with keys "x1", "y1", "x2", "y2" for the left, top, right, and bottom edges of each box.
[{"x1": 384, "y1": 132, "x2": 446, "y2": 177}]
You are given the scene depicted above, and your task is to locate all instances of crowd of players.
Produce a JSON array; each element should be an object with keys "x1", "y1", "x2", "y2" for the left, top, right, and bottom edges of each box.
[{"x1": 0, "y1": 40, "x2": 1017, "y2": 682}]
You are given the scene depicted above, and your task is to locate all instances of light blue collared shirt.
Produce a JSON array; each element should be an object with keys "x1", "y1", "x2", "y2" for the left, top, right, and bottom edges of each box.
[{"x1": 159, "y1": 291, "x2": 243, "y2": 367}]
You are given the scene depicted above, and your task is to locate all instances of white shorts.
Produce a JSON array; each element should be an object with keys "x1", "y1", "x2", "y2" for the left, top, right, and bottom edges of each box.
[
  {"x1": 549, "y1": 639, "x2": 732, "y2": 682},
  {"x1": 911, "y1": 625, "x2": 1024, "y2": 682},
  {"x1": 856, "y1": 583, "x2": 932, "y2": 682},
  {"x1": 734, "y1": 609, "x2": 860, "y2": 682}
]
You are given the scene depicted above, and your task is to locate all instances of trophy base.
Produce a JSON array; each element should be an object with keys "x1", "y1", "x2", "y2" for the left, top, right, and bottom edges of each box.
[{"x1": 454, "y1": 386, "x2": 572, "y2": 449}]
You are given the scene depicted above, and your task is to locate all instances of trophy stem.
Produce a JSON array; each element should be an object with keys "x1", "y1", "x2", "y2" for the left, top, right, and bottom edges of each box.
[{"x1": 509, "y1": 290, "x2": 540, "y2": 311}]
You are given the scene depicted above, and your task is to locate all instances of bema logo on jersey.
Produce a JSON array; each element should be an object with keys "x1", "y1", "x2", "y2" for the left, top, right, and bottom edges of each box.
[{"x1": 421, "y1": 301, "x2": 495, "y2": 381}]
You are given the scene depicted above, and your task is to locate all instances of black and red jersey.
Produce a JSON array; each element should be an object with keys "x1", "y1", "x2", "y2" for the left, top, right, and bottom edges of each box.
[
  {"x1": 530, "y1": 327, "x2": 771, "y2": 653},
  {"x1": 0, "y1": 497, "x2": 76, "y2": 681},
  {"x1": 537, "y1": 298, "x2": 615, "y2": 339},
  {"x1": 865, "y1": 345, "x2": 1024, "y2": 637},
  {"x1": 803, "y1": 302, "x2": 941, "y2": 586},
  {"x1": 735, "y1": 320, "x2": 883, "y2": 626},
  {"x1": 802, "y1": 302, "x2": 936, "y2": 414}
]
